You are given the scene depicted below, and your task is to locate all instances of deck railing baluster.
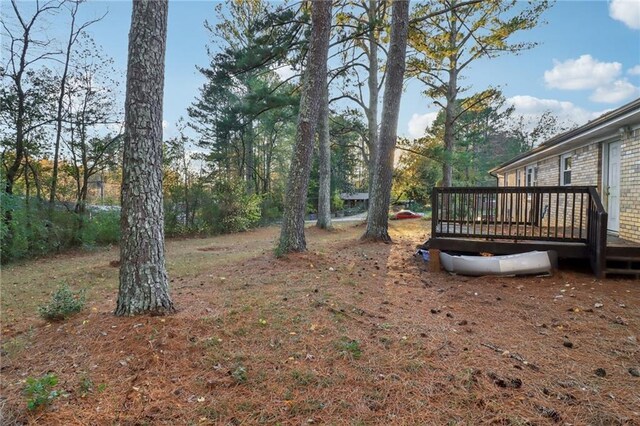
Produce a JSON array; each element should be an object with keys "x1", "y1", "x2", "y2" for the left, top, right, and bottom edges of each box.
[{"x1": 431, "y1": 186, "x2": 596, "y2": 243}]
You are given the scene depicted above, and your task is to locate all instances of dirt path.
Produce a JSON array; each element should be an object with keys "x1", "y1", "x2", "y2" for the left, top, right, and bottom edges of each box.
[{"x1": 1, "y1": 220, "x2": 639, "y2": 425}]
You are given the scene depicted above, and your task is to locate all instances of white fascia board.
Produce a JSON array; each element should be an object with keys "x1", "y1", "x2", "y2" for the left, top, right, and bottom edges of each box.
[{"x1": 496, "y1": 109, "x2": 640, "y2": 173}]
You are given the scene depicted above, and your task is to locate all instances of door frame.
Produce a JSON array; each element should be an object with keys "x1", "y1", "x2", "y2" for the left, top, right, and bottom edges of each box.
[{"x1": 602, "y1": 140, "x2": 622, "y2": 234}]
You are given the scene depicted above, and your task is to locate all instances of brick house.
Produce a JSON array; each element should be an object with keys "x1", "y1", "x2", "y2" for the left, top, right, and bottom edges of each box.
[
  {"x1": 428, "y1": 97, "x2": 640, "y2": 277},
  {"x1": 491, "y1": 97, "x2": 640, "y2": 244}
]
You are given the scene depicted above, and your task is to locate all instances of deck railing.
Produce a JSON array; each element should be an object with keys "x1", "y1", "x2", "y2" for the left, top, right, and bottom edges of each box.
[
  {"x1": 587, "y1": 187, "x2": 608, "y2": 277},
  {"x1": 431, "y1": 186, "x2": 608, "y2": 276}
]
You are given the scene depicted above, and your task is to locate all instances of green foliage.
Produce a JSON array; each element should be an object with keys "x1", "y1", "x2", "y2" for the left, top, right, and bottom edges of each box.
[
  {"x1": 232, "y1": 366, "x2": 248, "y2": 383},
  {"x1": 79, "y1": 376, "x2": 93, "y2": 396},
  {"x1": 80, "y1": 211, "x2": 120, "y2": 246},
  {"x1": 0, "y1": 193, "x2": 120, "y2": 263},
  {"x1": 336, "y1": 338, "x2": 362, "y2": 360},
  {"x1": 23, "y1": 373, "x2": 60, "y2": 411},
  {"x1": 38, "y1": 283, "x2": 85, "y2": 321}
]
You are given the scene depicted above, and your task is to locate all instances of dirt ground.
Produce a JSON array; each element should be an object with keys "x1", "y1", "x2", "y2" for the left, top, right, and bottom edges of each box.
[{"x1": 1, "y1": 220, "x2": 639, "y2": 425}]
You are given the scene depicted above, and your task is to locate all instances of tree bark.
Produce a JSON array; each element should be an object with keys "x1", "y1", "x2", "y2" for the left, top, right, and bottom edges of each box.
[
  {"x1": 50, "y1": 4, "x2": 76, "y2": 207},
  {"x1": 362, "y1": 0, "x2": 410, "y2": 242},
  {"x1": 115, "y1": 0, "x2": 174, "y2": 316},
  {"x1": 245, "y1": 120, "x2": 255, "y2": 195},
  {"x1": 366, "y1": 0, "x2": 380, "y2": 193},
  {"x1": 441, "y1": 9, "x2": 459, "y2": 188},
  {"x1": 316, "y1": 81, "x2": 332, "y2": 230},
  {"x1": 277, "y1": 0, "x2": 332, "y2": 254}
]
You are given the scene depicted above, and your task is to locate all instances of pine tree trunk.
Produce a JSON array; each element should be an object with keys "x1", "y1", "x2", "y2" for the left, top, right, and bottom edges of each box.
[
  {"x1": 245, "y1": 121, "x2": 255, "y2": 195},
  {"x1": 441, "y1": 11, "x2": 459, "y2": 188},
  {"x1": 277, "y1": 0, "x2": 332, "y2": 254},
  {"x1": 362, "y1": 0, "x2": 410, "y2": 242},
  {"x1": 316, "y1": 81, "x2": 332, "y2": 230},
  {"x1": 366, "y1": 0, "x2": 379, "y2": 193},
  {"x1": 115, "y1": 0, "x2": 174, "y2": 316}
]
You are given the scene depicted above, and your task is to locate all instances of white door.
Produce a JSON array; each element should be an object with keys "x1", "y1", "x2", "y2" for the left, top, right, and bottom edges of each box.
[{"x1": 607, "y1": 141, "x2": 621, "y2": 233}]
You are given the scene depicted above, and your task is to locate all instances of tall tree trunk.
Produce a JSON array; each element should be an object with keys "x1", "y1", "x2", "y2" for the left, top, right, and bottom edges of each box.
[
  {"x1": 50, "y1": 5, "x2": 76, "y2": 206},
  {"x1": 316, "y1": 81, "x2": 332, "y2": 230},
  {"x1": 366, "y1": 0, "x2": 380, "y2": 193},
  {"x1": 5, "y1": 83, "x2": 25, "y2": 196},
  {"x1": 362, "y1": 0, "x2": 410, "y2": 242},
  {"x1": 277, "y1": 0, "x2": 332, "y2": 254},
  {"x1": 441, "y1": 6, "x2": 459, "y2": 188},
  {"x1": 115, "y1": 0, "x2": 174, "y2": 316},
  {"x1": 245, "y1": 122, "x2": 255, "y2": 195},
  {"x1": 441, "y1": 71, "x2": 458, "y2": 187}
]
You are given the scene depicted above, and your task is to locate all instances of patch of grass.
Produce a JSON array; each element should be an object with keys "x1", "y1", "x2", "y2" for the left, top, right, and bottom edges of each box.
[
  {"x1": 38, "y1": 283, "x2": 85, "y2": 321},
  {"x1": 378, "y1": 336, "x2": 393, "y2": 349},
  {"x1": 402, "y1": 360, "x2": 426, "y2": 373},
  {"x1": 79, "y1": 376, "x2": 93, "y2": 396},
  {"x1": 201, "y1": 336, "x2": 223, "y2": 348},
  {"x1": 24, "y1": 373, "x2": 60, "y2": 411},
  {"x1": 341, "y1": 278, "x2": 357, "y2": 287},
  {"x1": 232, "y1": 366, "x2": 248, "y2": 383},
  {"x1": 288, "y1": 399, "x2": 325, "y2": 416},
  {"x1": 336, "y1": 337, "x2": 362, "y2": 360},
  {"x1": 2, "y1": 328, "x2": 34, "y2": 358},
  {"x1": 198, "y1": 406, "x2": 225, "y2": 422},
  {"x1": 291, "y1": 370, "x2": 317, "y2": 387},
  {"x1": 232, "y1": 327, "x2": 248, "y2": 337}
]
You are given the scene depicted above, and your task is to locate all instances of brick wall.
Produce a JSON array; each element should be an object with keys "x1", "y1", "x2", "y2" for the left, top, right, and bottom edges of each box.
[
  {"x1": 536, "y1": 157, "x2": 559, "y2": 186},
  {"x1": 571, "y1": 143, "x2": 601, "y2": 187},
  {"x1": 496, "y1": 133, "x2": 639, "y2": 243},
  {"x1": 620, "y1": 129, "x2": 640, "y2": 243}
]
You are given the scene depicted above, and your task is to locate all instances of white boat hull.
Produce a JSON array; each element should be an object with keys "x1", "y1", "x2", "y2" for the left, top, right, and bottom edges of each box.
[{"x1": 440, "y1": 251, "x2": 553, "y2": 276}]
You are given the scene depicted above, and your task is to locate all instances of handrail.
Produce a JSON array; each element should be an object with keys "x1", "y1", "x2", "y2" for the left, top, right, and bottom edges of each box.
[
  {"x1": 587, "y1": 187, "x2": 608, "y2": 278},
  {"x1": 432, "y1": 186, "x2": 591, "y2": 243}
]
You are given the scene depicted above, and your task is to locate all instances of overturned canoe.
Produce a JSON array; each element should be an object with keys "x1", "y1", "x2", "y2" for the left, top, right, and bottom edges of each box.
[{"x1": 439, "y1": 251, "x2": 553, "y2": 276}]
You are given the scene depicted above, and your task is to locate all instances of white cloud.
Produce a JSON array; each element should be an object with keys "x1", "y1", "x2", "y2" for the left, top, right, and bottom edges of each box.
[
  {"x1": 543, "y1": 55, "x2": 639, "y2": 104},
  {"x1": 273, "y1": 64, "x2": 297, "y2": 82},
  {"x1": 609, "y1": 0, "x2": 640, "y2": 30},
  {"x1": 507, "y1": 95, "x2": 604, "y2": 128},
  {"x1": 544, "y1": 55, "x2": 622, "y2": 90},
  {"x1": 590, "y1": 79, "x2": 640, "y2": 103},
  {"x1": 407, "y1": 111, "x2": 438, "y2": 139},
  {"x1": 162, "y1": 120, "x2": 168, "y2": 129},
  {"x1": 628, "y1": 65, "x2": 640, "y2": 75}
]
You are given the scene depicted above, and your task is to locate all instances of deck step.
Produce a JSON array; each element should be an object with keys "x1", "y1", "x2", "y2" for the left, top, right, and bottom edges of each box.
[
  {"x1": 605, "y1": 256, "x2": 640, "y2": 262},
  {"x1": 604, "y1": 268, "x2": 640, "y2": 277}
]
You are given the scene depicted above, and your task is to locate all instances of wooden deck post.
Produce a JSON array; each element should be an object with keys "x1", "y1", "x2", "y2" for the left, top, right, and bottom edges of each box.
[{"x1": 429, "y1": 249, "x2": 441, "y2": 272}]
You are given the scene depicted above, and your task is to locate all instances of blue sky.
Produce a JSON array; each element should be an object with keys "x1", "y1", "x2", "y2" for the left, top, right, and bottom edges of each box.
[{"x1": 7, "y1": 0, "x2": 640, "y2": 140}]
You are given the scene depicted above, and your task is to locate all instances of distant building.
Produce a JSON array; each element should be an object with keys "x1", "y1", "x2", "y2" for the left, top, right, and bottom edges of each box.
[{"x1": 340, "y1": 192, "x2": 369, "y2": 209}]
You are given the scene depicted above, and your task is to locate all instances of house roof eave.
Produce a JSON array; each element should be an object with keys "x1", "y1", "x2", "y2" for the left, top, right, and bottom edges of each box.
[{"x1": 490, "y1": 97, "x2": 640, "y2": 175}]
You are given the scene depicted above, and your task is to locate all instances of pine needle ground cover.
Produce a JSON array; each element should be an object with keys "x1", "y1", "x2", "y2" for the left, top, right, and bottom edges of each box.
[{"x1": 1, "y1": 221, "x2": 639, "y2": 425}]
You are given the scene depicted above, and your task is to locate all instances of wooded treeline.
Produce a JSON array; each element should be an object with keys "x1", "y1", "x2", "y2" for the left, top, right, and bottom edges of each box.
[{"x1": 1, "y1": 0, "x2": 557, "y2": 263}]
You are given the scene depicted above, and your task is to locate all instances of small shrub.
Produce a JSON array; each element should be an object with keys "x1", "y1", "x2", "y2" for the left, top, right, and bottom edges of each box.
[
  {"x1": 38, "y1": 284, "x2": 85, "y2": 321},
  {"x1": 232, "y1": 366, "x2": 248, "y2": 383},
  {"x1": 79, "y1": 376, "x2": 93, "y2": 396},
  {"x1": 24, "y1": 373, "x2": 60, "y2": 411}
]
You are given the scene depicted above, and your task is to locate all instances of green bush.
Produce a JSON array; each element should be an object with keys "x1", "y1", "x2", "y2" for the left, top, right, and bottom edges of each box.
[
  {"x1": 0, "y1": 192, "x2": 120, "y2": 263},
  {"x1": 38, "y1": 283, "x2": 85, "y2": 321},
  {"x1": 80, "y1": 211, "x2": 120, "y2": 246},
  {"x1": 24, "y1": 373, "x2": 60, "y2": 411}
]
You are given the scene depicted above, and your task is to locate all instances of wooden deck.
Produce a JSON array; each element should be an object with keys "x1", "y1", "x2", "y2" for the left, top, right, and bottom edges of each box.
[
  {"x1": 430, "y1": 186, "x2": 639, "y2": 277},
  {"x1": 430, "y1": 232, "x2": 640, "y2": 258}
]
